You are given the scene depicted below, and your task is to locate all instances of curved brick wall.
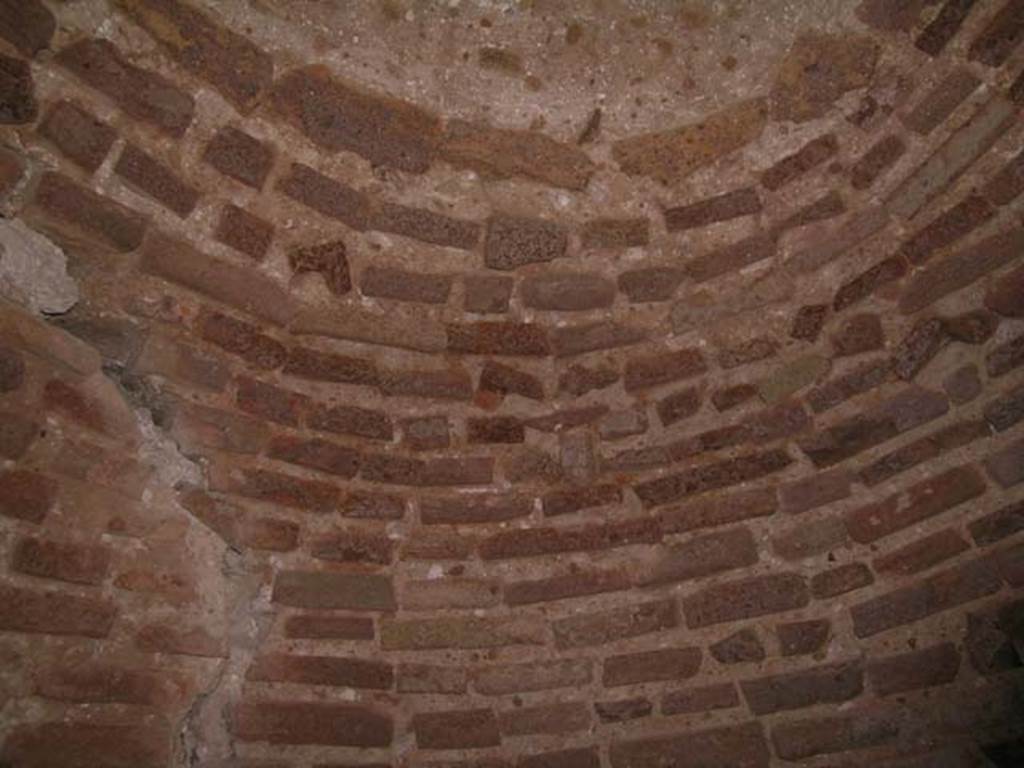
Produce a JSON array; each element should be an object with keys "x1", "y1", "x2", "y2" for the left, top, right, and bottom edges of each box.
[{"x1": 1, "y1": 0, "x2": 1024, "y2": 766}]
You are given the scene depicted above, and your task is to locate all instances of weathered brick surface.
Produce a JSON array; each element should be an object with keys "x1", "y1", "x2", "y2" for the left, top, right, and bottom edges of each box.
[
  {"x1": 778, "y1": 619, "x2": 830, "y2": 656},
  {"x1": 552, "y1": 321, "x2": 647, "y2": 357},
  {"x1": 902, "y1": 67, "x2": 980, "y2": 135},
  {"x1": 771, "y1": 711, "x2": 899, "y2": 760},
  {"x1": 203, "y1": 126, "x2": 274, "y2": 189},
  {"x1": 683, "y1": 572, "x2": 809, "y2": 628},
  {"x1": 235, "y1": 700, "x2": 392, "y2": 747},
  {"x1": 762, "y1": 133, "x2": 838, "y2": 190},
  {"x1": 38, "y1": 100, "x2": 117, "y2": 172},
  {"x1": 115, "y1": 142, "x2": 200, "y2": 218},
  {"x1": 0, "y1": 0, "x2": 55, "y2": 57},
  {"x1": 685, "y1": 232, "x2": 777, "y2": 283},
  {"x1": 485, "y1": 214, "x2": 568, "y2": 270},
  {"x1": 0, "y1": 470, "x2": 57, "y2": 524},
  {"x1": 553, "y1": 599, "x2": 678, "y2": 649},
  {"x1": 31, "y1": 171, "x2": 148, "y2": 252},
  {"x1": 581, "y1": 217, "x2": 649, "y2": 248},
  {"x1": 247, "y1": 653, "x2": 393, "y2": 689},
  {"x1": 970, "y1": 499, "x2": 1024, "y2": 545},
  {"x1": 277, "y1": 162, "x2": 369, "y2": 230},
  {"x1": 12, "y1": 536, "x2": 110, "y2": 585},
  {"x1": 1, "y1": 723, "x2": 169, "y2": 768},
  {"x1": 361, "y1": 265, "x2": 453, "y2": 304},
  {"x1": 665, "y1": 187, "x2": 762, "y2": 231},
  {"x1": 0, "y1": 584, "x2": 116, "y2": 637},
  {"x1": 916, "y1": 0, "x2": 979, "y2": 55},
  {"x1": 272, "y1": 570, "x2": 396, "y2": 611},
  {"x1": 609, "y1": 721, "x2": 770, "y2": 768},
  {"x1": 499, "y1": 701, "x2": 591, "y2": 737},
  {"x1": 640, "y1": 527, "x2": 758, "y2": 586},
  {"x1": 968, "y1": 0, "x2": 1024, "y2": 66},
  {"x1": 447, "y1": 321, "x2": 550, "y2": 356},
  {"x1": 521, "y1": 272, "x2": 615, "y2": 310},
  {"x1": 382, "y1": 615, "x2": 545, "y2": 650},
  {"x1": 661, "y1": 682, "x2": 741, "y2": 716},
  {"x1": 634, "y1": 449, "x2": 791, "y2": 509},
  {"x1": 371, "y1": 200, "x2": 481, "y2": 249},
  {"x1": 850, "y1": 134, "x2": 906, "y2": 189},
  {"x1": 505, "y1": 568, "x2": 630, "y2": 605},
  {"x1": 867, "y1": 642, "x2": 960, "y2": 695},
  {"x1": 465, "y1": 274, "x2": 514, "y2": 313},
  {"x1": 412, "y1": 708, "x2": 500, "y2": 749},
  {"x1": 742, "y1": 661, "x2": 863, "y2": 714},
  {"x1": 215, "y1": 203, "x2": 273, "y2": 260},
  {"x1": 710, "y1": 628, "x2": 766, "y2": 664},
  {"x1": 987, "y1": 332, "x2": 1024, "y2": 378}
]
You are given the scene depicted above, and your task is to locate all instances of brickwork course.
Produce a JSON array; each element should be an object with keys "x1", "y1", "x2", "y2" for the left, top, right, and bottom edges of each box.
[{"x1": 0, "y1": 0, "x2": 1023, "y2": 766}]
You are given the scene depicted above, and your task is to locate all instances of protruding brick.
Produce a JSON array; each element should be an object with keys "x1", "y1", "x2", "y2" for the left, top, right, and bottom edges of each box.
[{"x1": 38, "y1": 100, "x2": 116, "y2": 172}]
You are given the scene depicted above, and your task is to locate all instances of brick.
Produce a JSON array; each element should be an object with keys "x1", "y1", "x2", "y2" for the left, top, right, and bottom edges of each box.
[
  {"x1": 484, "y1": 214, "x2": 567, "y2": 270},
  {"x1": 916, "y1": 0, "x2": 979, "y2": 55},
  {"x1": 807, "y1": 358, "x2": 892, "y2": 413},
  {"x1": 889, "y1": 97, "x2": 1016, "y2": 219},
  {"x1": 136, "y1": 619, "x2": 226, "y2": 657},
  {"x1": 798, "y1": 405, "x2": 934, "y2": 470},
  {"x1": 771, "y1": 711, "x2": 899, "y2": 761},
  {"x1": 505, "y1": 568, "x2": 630, "y2": 605},
  {"x1": 624, "y1": 348, "x2": 706, "y2": 392},
  {"x1": 640, "y1": 527, "x2": 758, "y2": 587},
  {"x1": 235, "y1": 376, "x2": 306, "y2": 427},
  {"x1": 521, "y1": 272, "x2": 614, "y2": 311},
  {"x1": 420, "y1": 493, "x2": 530, "y2": 525},
  {"x1": 832, "y1": 313, "x2": 884, "y2": 357},
  {"x1": 203, "y1": 126, "x2": 273, "y2": 189},
  {"x1": 140, "y1": 232, "x2": 294, "y2": 325},
  {"x1": 856, "y1": 0, "x2": 928, "y2": 30},
  {"x1": 465, "y1": 416, "x2": 523, "y2": 444},
  {"x1": 31, "y1": 171, "x2": 147, "y2": 252},
  {"x1": 655, "y1": 386, "x2": 700, "y2": 427},
  {"x1": 987, "y1": 331, "x2": 1024, "y2": 378},
  {"x1": 773, "y1": 31, "x2": 880, "y2": 121},
  {"x1": 1, "y1": 722, "x2": 169, "y2": 768},
  {"x1": 685, "y1": 232, "x2": 776, "y2": 283},
  {"x1": 478, "y1": 360, "x2": 544, "y2": 401},
  {"x1": 718, "y1": 337, "x2": 778, "y2": 370},
  {"x1": 0, "y1": 411, "x2": 37, "y2": 459},
  {"x1": 277, "y1": 162, "x2": 370, "y2": 230},
  {"x1": 0, "y1": 469, "x2": 56, "y2": 524},
  {"x1": 480, "y1": 516, "x2": 659, "y2": 560},
  {"x1": 986, "y1": 435, "x2": 1024, "y2": 487},
  {"x1": 308, "y1": 403, "x2": 392, "y2": 440},
  {"x1": 778, "y1": 618, "x2": 830, "y2": 656},
  {"x1": 0, "y1": 144, "x2": 24, "y2": 198},
  {"x1": 38, "y1": 100, "x2": 116, "y2": 172},
  {"x1": 447, "y1": 321, "x2": 549, "y2": 356},
  {"x1": 710, "y1": 628, "x2": 765, "y2": 664},
  {"x1": 851, "y1": 557, "x2": 1002, "y2": 637},
  {"x1": 876, "y1": 529, "x2": 971, "y2": 576},
  {"x1": 970, "y1": 499, "x2": 1024, "y2": 545},
  {"x1": 395, "y1": 415, "x2": 446, "y2": 451},
  {"x1": 0, "y1": 584, "x2": 116, "y2": 637},
  {"x1": 234, "y1": 700, "x2": 392, "y2": 747},
  {"x1": 288, "y1": 240, "x2": 351, "y2": 295},
  {"x1": 944, "y1": 364, "x2": 982, "y2": 405},
  {"x1": 219, "y1": 466, "x2": 339, "y2": 511},
  {"x1": 0, "y1": 344, "x2": 23, "y2": 392},
  {"x1": 683, "y1": 572, "x2": 809, "y2": 628},
  {"x1": 553, "y1": 598, "x2": 678, "y2": 649},
  {"x1": 168, "y1": 402, "x2": 267, "y2": 454},
  {"x1": 198, "y1": 310, "x2": 285, "y2": 370},
  {"x1": 401, "y1": 578, "x2": 498, "y2": 610},
  {"x1": 968, "y1": 0, "x2": 1024, "y2": 66},
  {"x1": 664, "y1": 187, "x2": 762, "y2": 231},
  {"x1": 373, "y1": 206, "x2": 479, "y2": 255},
  {"x1": 868, "y1": 642, "x2": 960, "y2": 696},
  {"x1": 742, "y1": 660, "x2": 863, "y2": 714},
  {"x1": 344, "y1": 490, "x2": 406, "y2": 520},
  {"x1": 790, "y1": 204, "x2": 891, "y2": 273},
  {"x1": 381, "y1": 615, "x2": 545, "y2": 650},
  {"x1": 835, "y1": 256, "x2": 909, "y2": 311},
  {"x1": 599, "y1": 408, "x2": 649, "y2": 441},
  {"x1": 519, "y1": 747, "x2": 600, "y2": 768},
  {"x1": 603, "y1": 647, "x2": 701, "y2": 687},
  {"x1": 762, "y1": 133, "x2": 839, "y2": 190},
  {"x1": 413, "y1": 709, "x2": 500, "y2": 750},
  {"x1": 901, "y1": 195, "x2": 996, "y2": 267},
  {"x1": 596, "y1": 697, "x2": 653, "y2": 723},
  {"x1": 542, "y1": 483, "x2": 621, "y2": 517},
  {"x1": 272, "y1": 570, "x2": 395, "y2": 611},
  {"x1": 397, "y1": 663, "x2": 466, "y2": 693},
  {"x1": 115, "y1": 142, "x2": 199, "y2": 218},
  {"x1": 247, "y1": 653, "x2": 392, "y2": 690},
  {"x1": 659, "y1": 487, "x2": 777, "y2": 534},
  {"x1": 551, "y1": 321, "x2": 647, "y2": 357},
  {"x1": 772, "y1": 515, "x2": 848, "y2": 560},
  {"x1": 790, "y1": 304, "x2": 828, "y2": 342},
  {"x1": 0, "y1": 0, "x2": 55, "y2": 57},
  {"x1": 56, "y1": 39, "x2": 194, "y2": 136},
  {"x1": 380, "y1": 368, "x2": 473, "y2": 401},
  {"x1": 860, "y1": 420, "x2": 990, "y2": 486},
  {"x1": 581, "y1": 216, "x2": 649, "y2": 248},
  {"x1": 283, "y1": 346, "x2": 376, "y2": 386},
  {"x1": 609, "y1": 721, "x2": 770, "y2": 768},
  {"x1": 283, "y1": 614, "x2": 374, "y2": 640},
  {"x1": 851, "y1": 134, "x2": 906, "y2": 190},
  {"x1": 441, "y1": 119, "x2": 594, "y2": 190},
  {"x1": 634, "y1": 449, "x2": 792, "y2": 509},
  {"x1": 0, "y1": 53, "x2": 36, "y2": 124},
  {"x1": 559, "y1": 363, "x2": 618, "y2": 396},
  {"x1": 179, "y1": 489, "x2": 297, "y2": 552},
  {"x1": 903, "y1": 68, "x2": 981, "y2": 135},
  {"x1": 499, "y1": 701, "x2": 590, "y2": 737},
  {"x1": 12, "y1": 536, "x2": 110, "y2": 585},
  {"x1": 890, "y1": 318, "x2": 947, "y2": 381},
  {"x1": 35, "y1": 663, "x2": 188, "y2": 707},
  {"x1": 812, "y1": 562, "x2": 874, "y2": 598},
  {"x1": 661, "y1": 683, "x2": 740, "y2": 716},
  {"x1": 618, "y1": 267, "x2": 685, "y2": 303},
  {"x1": 983, "y1": 149, "x2": 1024, "y2": 206},
  {"x1": 986, "y1": 263, "x2": 1024, "y2": 317},
  {"x1": 465, "y1": 274, "x2": 513, "y2": 313},
  {"x1": 362, "y1": 454, "x2": 492, "y2": 487},
  {"x1": 776, "y1": 190, "x2": 847, "y2": 234},
  {"x1": 361, "y1": 265, "x2": 452, "y2": 304},
  {"x1": 778, "y1": 468, "x2": 850, "y2": 515},
  {"x1": 473, "y1": 659, "x2": 592, "y2": 697},
  {"x1": 613, "y1": 98, "x2": 768, "y2": 183},
  {"x1": 311, "y1": 529, "x2": 393, "y2": 565},
  {"x1": 215, "y1": 203, "x2": 273, "y2": 260}
]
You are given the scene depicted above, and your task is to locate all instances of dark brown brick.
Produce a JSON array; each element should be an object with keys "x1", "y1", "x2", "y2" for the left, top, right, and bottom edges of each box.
[
  {"x1": 505, "y1": 568, "x2": 630, "y2": 605},
  {"x1": 0, "y1": 54, "x2": 36, "y2": 124},
  {"x1": 595, "y1": 697, "x2": 654, "y2": 723},
  {"x1": 267, "y1": 435, "x2": 359, "y2": 478},
  {"x1": 467, "y1": 416, "x2": 524, "y2": 444},
  {"x1": 624, "y1": 348, "x2": 706, "y2": 392},
  {"x1": 31, "y1": 171, "x2": 147, "y2": 252},
  {"x1": 875, "y1": 528, "x2": 971, "y2": 576},
  {"x1": 718, "y1": 337, "x2": 778, "y2": 370},
  {"x1": 775, "y1": 190, "x2": 846, "y2": 234},
  {"x1": 603, "y1": 647, "x2": 701, "y2": 687},
  {"x1": 272, "y1": 66, "x2": 438, "y2": 173},
  {"x1": 664, "y1": 187, "x2": 762, "y2": 231},
  {"x1": 581, "y1": 217, "x2": 649, "y2": 248},
  {"x1": 685, "y1": 232, "x2": 776, "y2": 283},
  {"x1": 413, "y1": 709, "x2": 500, "y2": 750},
  {"x1": 618, "y1": 267, "x2": 685, "y2": 303},
  {"x1": 798, "y1": 410, "x2": 915, "y2": 469},
  {"x1": 38, "y1": 100, "x2": 116, "y2": 172},
  {"x1": 362, "y1": 454, "x2": 492, "y2": 487},
  {"x1": 779, "y1": 468, "x2": 851, "y2": 515},
  {"x1": 970, "y1": 499, "x2": 1024, "y2": 545},
  {"x1": 168, "y1": 401, "x2": 267, "y2": 454},
  {"x1": 198, "y1": 309, "x2": 285, "y2": 370},
  {"x1": 0, "y1": 144, "x2": 24, "y2": 199},
  {"x1": 778, "y1": 619, "x2": 830, "y2": 656},
  {"x1": 634, "y1": 449, "x2": 792, "y2": 509},
  {"x1": 277, "y1": 162, "x2": 370, "y2": 230},
  {"x1": 903, "y1": 67, "x2": 981, "y2": 135},
  {"x1": 860, "y1": 420, "x2": 990, "y2": 487},
  {"x1": 215, "y1": 203, "x2": 273, "y2": 260},
  {"x1": 499, "y1": 701, "x2": 591, "y2": 737},
  {"x1": 370, "y1": 200, "x2": 481, "y2": 249},
  {"x1": 682, "y1": 572, "x2": 809, "y2": 628},
  {"x1": 485, "y1": 214, "x2": 567, "y2": 270},
  {"x1": 791, "y1": 303, "x2": 828, "y2": 341},
  {"x1": 221, "y1": 467, "x2": 339, "y2": 512},
  {"x1": 56, "y1": 38, "x2": 194, "y2": 136},
  {"x1": 552, "y1": 599, "x2": 678, "y2": 649},
  {"x1": 479, "y1": 360, "x2": 544, "y2": 401},
  {"x1": 283, "y1": 614, "x2": 374, "y2": 640},
  {"x1": 117, "y1": 143, "x2": 200, "y2": 221},
  {"x1": 983, "y1": 149, "x2": 1024, "y2": 206},
  {"x1": 659, "y1": 487, "x2": 778, "y2": 534},
  {"x1": 710, "y1": 628, "x2": 766, "y2": 664},
  {"x1": 12, "y1": 536, "x2": 110, "y2": 585},
  {"x1": 0, "y1": 469, "x2": 56, "y2": 524},
  {"x1": 397, "y1": 663, "x2": 466, "y2": 693},
  {"x1": 640, "y1": 527, "x2": 758, "y2": 587},
  {"x1": 519, "y1": 747, "x2": 601, "y2": 768},
  {"x1": 557, "y1": 364, "x2": 617, "y2": 398},
  {"x1": 832, "y1": 313, "x2": 884, "y2": 357},
  {"x1": 0, "y1": 412, "x2": 37, "y2": 460},
  {"x1": 283, "y1": 346, "x2": 376, "y2": 386},
  {"x1": 381, "y1": 615, "x2": 545, "y2": 651},
  {"x1": 178, "y1": 489, "x2": 297, "y2": 552},
  {"x1": 742, "y1": 660, "x2": 863, "y2": 714},
  {"x1": 400, "y1": 415, "x2": 449, "y2": 451},
  {"x1": 235, "y1": 376, "x2": 307, "y2": 427},
  {"x1": 272, "y1": 570, "x2": 396, "y2": 611},
  {"x1": 987, "y1": 331, "x2": 1024, "y2": 378},
  {"x1": 551, "y1": 321, "x2": 647, "y2": 357},
  {"x1": 656, "y1": 386, "x2": 702, "y2": 427},
  {"x1": 762, "y1": 133, "x2": 839, "y2": 190},
  {"x1": 986, "y1": 435, "x2": 1024, "y2": 487},
  {"x1": 309, "y1": 402, "x2": 392, "y2": 440},
  {"x1": 465, "y1": 274, "x2": 513, "y2": 313},
  {"x1": 812, "y1": 562, "x2": 874, "y2": 598},
  {"x1": 771, "y1": 516, "x2": 848, "y2": 560},
  {"x1": 344, "y1": 490, "x2": 406, "y2": 520},
  {"x1": 203, "y1": 126, "x2": 274, "y2": 189},
  {"x1": 235, "y1": 700, "x2": 392, "y2": 747},
  {"x1": 0, "y1": 584, "x2": 116, "y2": 637},
  {"x1": 247, "y1": 653, "x2": 392, "y2": 690},
  {"x1": 771, "y1": 711, "x2": 900, "y2": 761},
  {"x1": 480, "y1": 517, "x2": 660, "y2": 560},
  {"x1": 472, "y1": 659, "x2": 592, "y2": 695},
  {"x1": 0, "y1": 344, "x2": 24, "y2": 392},
  {"x1": 867, "y1": 642, "x2": 960, "y2": 695},
  {"x1": 361, "y1": 265, "x2": 452, "y2": 305},
  {"x1": 968, "y1": 0, "x2": 1024, "y2": 66},
  {"x1": 807, "y1": 358, "x2": 892, "y2": 413},
  {"x1": 710, "y1": 383, "x2": 757, "y2": 413},
  {"x1": 662, "y1": 685, "x2": 741, "y2": 721},
  {"x1": 0, "y1": 0, "x2": 55, "y2": 57},
  {"x1": 542, "y1": 483, "x2": 622, "y2": 517},
  {"x1": 944, "y1": 363, "x2": 982, "y2": 404},
  {"x1": 521, "y1": 272, "x2": 615, "y2": 311},
  {"x1": 856, "y1": 0, "x2": 928, "y2": 30},
  {"x1": 609, "y1": 721, "x2": 770, "y2": 768},
  {"x1": 447, "y1": 321, "x2": 549, "y2": 356},
  {"x1": 35, "y1": 663, "x2": 188, "y2": 707},
  {"x1": 916, "y1": 0, "x2": 980, "y2": 55},
  {"x1": 835, "y1": 256, "x2": 908, "y2": 311},
  {"x1": 851, "y1": 134, "x2": 906, "y2": 190},
  {"x1": 900, "y1": 195, "x2": 995, "y2": 267},
  {"x1": 420, "y1": 493, "x2": 530, "y2": 525},
  {"x1": 1, "y1": 723, "x2": 169, "y2": 768},
  {"x1": 986, "y1": 263, "x2": 1024, "y2": 317}
]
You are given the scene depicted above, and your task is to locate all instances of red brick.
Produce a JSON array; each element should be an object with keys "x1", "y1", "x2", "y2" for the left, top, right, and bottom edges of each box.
[
  {"x1": 465, "y1": 274, "x2": 513, "y2": 313},
  {"x1": 659, "y1": 487, "x2": 777, "y2": 533},
  {"x1": 685, "y1": 232, "x2": 776, "y2": 283},
  {"x1": 283, "y1": 346, "x2": 376, "y2": 386},
  {"x1": 308, "y1": 402, "x2": 392, "y2": 441},
  {"x1": 779, "y1": 468, "x2": 851, "y2": 514},
  {"x1": 35, "y1": 663, "x2": 189, "y2": 707},
  {"x1": 480, "y1": 517, "x2": 660, "y2": 560},
  {"x1": 811, "y1": 562, "x2": 874, "y2": 598},
  {"x1": 986, "y1": 435, "x2": 1024, "y2": 487},
  {"x1": 970, "y1": 499, "x2": 1024, "y2": 545},
  {"x1": 778, "y1": 618, "x2": 830, "y2": 656},
  {"x1": 115, "y1": 142, "x2": 199, "y2": 218},
  {"x1": 916, "y1": 0, "x2": 979, "y2": 55},
  {"x1": 361, "y1": 265, "x2": 453, "y2": 304},
  {"x1": 902, "y1": 196, "x2": 996, "y2": 268},
  {"x1": 283, "y1": 614, "x2": 374, "y2": 640},
  {"x1": 198, "y1": 309, "x2": 285, "y2": 370},
  {"x1": 609, "y1": 721, "x2": 770, "y2": 768},
  {"x1": 277, "y1": 163, "x2": 370, "y2": 230},
  {"x1": 236, "y1": 376, "x2": 308, "y2": 427},
  {"x1": 618, "y1": 266, "x2": 685, "y2": 303},
  {"x1": 381, "y1": 615, "x2": 545, "y2": 650},
  {"x1": 772, "y1": 515, "x2": 848, "y2": 561},
  {"x1": 771, "y1": 711, "x2": 899, "y2": 761},
  {"x1": 0, "y1": 144, "x2": 25, "y2": 198},
  {"x1": 362, "y1": 453, "x2": 492, "y2": 487},
  {"x1": 850, "y1": 134, "x2": 906, "y2": 189},
  {"x1": 660, "y1": 683, "x2": 740, "y2": 716},
  {"x1": 683, "y1": 572, "x2": 809, "y2": 628},
  {"x1": 655, "y1": 386, "x2": 700, "y2": 427},
  {"x1": 380, "y1": 368, "x2": 472, "y2": 400},
  {"x1": 484, "y1": 214, "x2": 567, "y2": 270},
  {"x1": 419, "y1": 493, "x2": 529, "y2": 525},
  {"x1": 272, "y1": 570, "x2": 396, "y2": 611},
  {"x1": 850, "y1": 557, "x2": 1002, "y2": 637},
  {"x1": 441, "y1": 120, "x2": 594, "y2": 190},
  {"x1": 344, "y1": 490, "x2": 406, "y2": 520},
  {"x1": 0, "y1": 345, "x2": 23, "y2": 392},
  {"x1": 0, "y1": 469, "x2": 56, "y2": 524},
  {"x1": 861, "y1": 420, "x2": 990, "y2": 487},
  {"x1": 220, "y1": 467, "x2": 339, "y2": 512},
  {"x1": 986, "y1": 263, "x2": 1024, "y2": 317},
  {"x1": 710, "y1": 628, "x2": 766, "y2": 664},
  {"x1": 1, "y1": 722, "x2": 169, "y2": 768},
  {"x1": 268, "y1": 435, "x2": 360, "y2": 479},
  {"x1": 552, "y1": 598, "x2": 678, "y2": 649},
  {"x1": 640, "y1": 527, "x2": 758, "y2": 587},
  {"x1": 463, "y1": 417, "x2": 521, "y2": 445},
  {"x1": 807, "y1": 358, "x2": 892, "y2": 413},
  {"x1": 472, "y1": 659, "x2": 592, "y2": 695},
  {"x1": 798, "y1": 401, "x2": 939, "y2": 469},
  {"x1": 634, "y1": 449, "x2": 792, "y2": 509},
  {"x1": 790, "y1": 303, "x2": 829, "y2": 341},
  {"x1": 215, "y1": 203, "x2": 273, "y2": 260},
  {"x1": 413, "y1": 708, "x2": 500, "y2": 750},
  {"x1": 0, "y1": 53, "x2": 36, "y2": 124},
  {"x1": 968, "y1": 0, "x2": 1024, "y2": 66},
  {"x1": 664, "y1": 187, "x2": 762, "y2": 231},
  {"x1": 856, "y1": 0, "x2": 927, "y2": 31},
  {"x1": 519, "y1": 747, "x2": 600, "y2": 768},
  {"x1": 557, "y1": 364, "x2": 616, "y2": 398},
  {"x1": 31, "y1": 171, "x2": 147, "y2": 252},
  {"x1": 983, "y1": 149, "x2": 1024, "y2": 206},
  {"x1": 987, "y1": 331, "x2": 1024, "y2": 378},
  {"x1": 203, "y1": 126, "x2": 274, "y2": 189},
  {"x1": 762, "y1": 133, "x2": 839, "y2": 190},
  {"x1": 0, "y1": 0, "x2": 54, "y2": 57},
  {"x1": 551, "y1": 320, "x2": 647, "y2": 357},
  {"x1": 289, "y1": 240, "x2": 351, "y2": 295},
  {"x1": 717, "y1": 337, "x2": 778, "y2": 370},
  {"x1": 526, "y1": 404, "x2": 607, "y2": 434},
  {"x1": 542, "y1": 483, "x2": 621, "y2": 517},
  {"x1": 868, "y1": 642, "x2": 960, "y2": 695},
  {"x1": 41, "y1": 378, "x2": 109, "y2": 434},
  {"x1": 136, "y1": 622, "x2": 225, "y2": 657},
  {"x1": 370, "y1": 200, "x2": 481, "y2": 250},
  {"x1": 179, "y1": 488, "x2": 297, "y2": 552},
  {"x1": 521, "y1": 271, "x2": 615, "y2": 311},
  {"x1": 596, "y1": 697, "x2": 654, "y2": 723},
  {"x1": 400, "y1": 415, "x2": 449, "y2": 451},
  {"x1": 56, "y1": 38, "x2": 194, "y2": 136},
  {"x1": 247, "y1": 653, "x2": 392, "y2": 690},
  {"x1": 944, "y1": 363, "x2": 982, "y2": 404},
  {"x1": 623, "y1": 348, "x2": 706, "y2": 392},
  {"x1": 603, "y1": 647, "x2": 701, "y2": 687},
  {"x1": 505, "y1": 568, "x2": 630, "y2": 605},
  {"x1": 479, "y1": 360, "x2": 544, "y2": 401},
  {"x1": 447, "y1": 321, "x2": 549, "y2": 356},
  {"x1": 742, "y1": 660, "x2": 863, "y2": 714},
  {"x1": 235, "y1": 700, "x2": 392, "y2": 747},
  {"x1": 12, "y1": 536, "x2": 110, "y2": 585},
  {"x1": 845, "y1": 465, "x2": 986, "y2": 544},
  {"x1": 0, "y1": 411, "x2": 37, "y2": 459},
  {"x1": 581, "y1": 217, "x2": 649, "y2": 248},
  {"x1": 0, "y1": 584, "x2": 116, "y2": 637},
  {"x1": 903, "y1": 67, "x2": 981, "y2": 135},
  {"x1": 38, "y1": 100, "x2": 116, "y2": 172},
  {"x1": 499, "y1": 701, "x2": 590, "y2": 737}
]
